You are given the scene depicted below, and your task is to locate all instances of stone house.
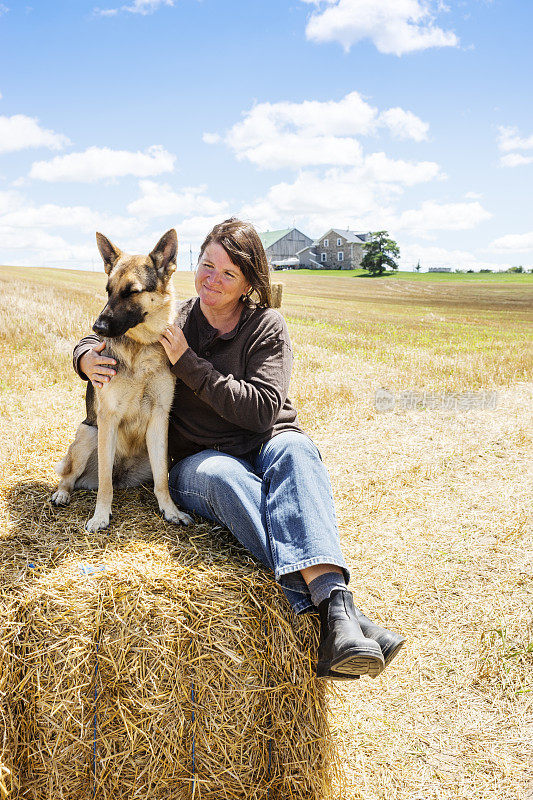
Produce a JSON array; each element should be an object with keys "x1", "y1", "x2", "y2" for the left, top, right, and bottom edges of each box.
[
  {"x1": 298, "y1": 229, "x2": 371, "y2": 269},
  {"x1": 294, "y1": 244, "x2": 321, "y2": 269},
  {"x1": 258, "y1": 228, "x2": 314, "y2": 269}
]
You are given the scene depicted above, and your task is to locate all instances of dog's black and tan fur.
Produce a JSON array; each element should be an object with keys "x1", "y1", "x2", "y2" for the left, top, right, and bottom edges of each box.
[{"x1": 52, "y1": 229, "x2": 191, "y2": 532}]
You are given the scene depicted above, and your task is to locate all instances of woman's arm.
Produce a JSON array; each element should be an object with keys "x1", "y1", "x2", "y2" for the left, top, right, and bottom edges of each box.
[
  {"x1": 170, "y1": 335, "x2": 292, "y2": 433},
  {"x1": 73, "y1": 336, "x2": 117, "y2": 388}
]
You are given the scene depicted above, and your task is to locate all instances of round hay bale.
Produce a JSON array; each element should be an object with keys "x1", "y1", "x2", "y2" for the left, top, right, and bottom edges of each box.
[
  {"x1": 271, "y1": 283, "x2": 283, "y2": 308},
  {"x1": 0, "y1": 763, "x2": 11, "y2": 800},
  {"x1": 0, "y1": 593, "x2": 17, "y2": 800},
  {"x1": 1, "y1": 489, "x2": 341, "y2": 800}
]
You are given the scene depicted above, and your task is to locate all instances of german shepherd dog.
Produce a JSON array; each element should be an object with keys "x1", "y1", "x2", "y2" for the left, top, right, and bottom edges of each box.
[{"x1": 51, "y1": 229, "x2": 192, "y2": 532}]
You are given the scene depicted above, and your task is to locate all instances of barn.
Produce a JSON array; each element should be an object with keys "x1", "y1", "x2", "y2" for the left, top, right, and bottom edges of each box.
[{"x1": 259, "y1": 228, "x2": 314, "y2": 269}]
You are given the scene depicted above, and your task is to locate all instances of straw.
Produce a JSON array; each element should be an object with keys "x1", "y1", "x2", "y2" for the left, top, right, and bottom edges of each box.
[{"x1": 0, "y1": 484, "x2": 341, "y2": 800}]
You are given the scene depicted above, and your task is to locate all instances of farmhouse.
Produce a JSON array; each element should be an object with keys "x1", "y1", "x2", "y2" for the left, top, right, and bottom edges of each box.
[
  {"x1": 259, "y1": 228, "x2": 314, "y2": 269},
  {"x1": 298, "y1": 229, "x2": 372, "y2": 270}
]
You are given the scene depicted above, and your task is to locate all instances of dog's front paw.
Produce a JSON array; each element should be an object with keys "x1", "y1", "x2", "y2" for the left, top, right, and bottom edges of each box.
[
  {"x1": 51, "y1": 489, "x2": 70, "y2": 506},
  {"x1": 85, "y1": 513, "x2": 110, "y2": 532},
  {"x1": 160, "y1": 503, "x2": 193, "y2": 526}
]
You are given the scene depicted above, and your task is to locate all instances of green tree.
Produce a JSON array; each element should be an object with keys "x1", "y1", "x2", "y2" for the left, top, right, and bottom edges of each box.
[
  {"x1": 415, "y1": 260, "x2": 421, "y2": 272},
  {"x1": 361, "y1": 231, "x2": 400, "y2": 276}
]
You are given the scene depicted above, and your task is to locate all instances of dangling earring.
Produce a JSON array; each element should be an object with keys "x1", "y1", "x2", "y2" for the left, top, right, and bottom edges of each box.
[{"x1": 241, "y1": 288, "x2": 253, "y2": 302}]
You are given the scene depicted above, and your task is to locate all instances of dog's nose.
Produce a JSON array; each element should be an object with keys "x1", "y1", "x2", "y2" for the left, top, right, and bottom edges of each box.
[{"x1": 93, "y1": 318, "x2": 110, "y2": 336}]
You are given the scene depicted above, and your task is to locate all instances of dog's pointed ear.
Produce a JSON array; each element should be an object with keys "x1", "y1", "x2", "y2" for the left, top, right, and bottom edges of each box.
[
  {"x1": 150, "y1": 229, "x2": 177, "y2": 279},
  {"x1": 96, "y1": 232, "x2": 122, "y2": 275}
]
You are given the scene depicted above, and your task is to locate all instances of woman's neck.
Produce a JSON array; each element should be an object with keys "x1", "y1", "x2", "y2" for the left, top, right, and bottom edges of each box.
[{"x1": 199, "y1": 299, "x2": 245, "y2": 335}]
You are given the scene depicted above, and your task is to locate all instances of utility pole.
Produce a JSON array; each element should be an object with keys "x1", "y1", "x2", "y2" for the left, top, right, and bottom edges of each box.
[{"x1": 189, "y1": 244, "x2": 193, "y2": 271}]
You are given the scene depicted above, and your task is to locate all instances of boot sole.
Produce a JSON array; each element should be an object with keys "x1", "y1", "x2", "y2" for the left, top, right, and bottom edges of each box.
[
  {"x1": 327, "y1": 636, "x2": 406, "y2": 679},
  {"x1": 332, "y1": 653, "x2": 384, "y2": 678},
  {"x1": 317, "y1": 649, "x2": 384, "y2": 679}
]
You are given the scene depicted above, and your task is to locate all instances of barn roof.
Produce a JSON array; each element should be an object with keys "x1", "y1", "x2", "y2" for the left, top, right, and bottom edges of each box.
[{"x1": 258, "y1": 229, "x2": 293, "y2": 250}]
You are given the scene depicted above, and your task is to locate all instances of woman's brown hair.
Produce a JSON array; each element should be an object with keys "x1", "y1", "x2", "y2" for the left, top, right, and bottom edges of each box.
[{"x1": 198, "y1": 218, "x2": 272, "y2": 308}]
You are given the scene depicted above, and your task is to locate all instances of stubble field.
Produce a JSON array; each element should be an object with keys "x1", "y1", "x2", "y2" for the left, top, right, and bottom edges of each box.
[{"x1": 0, "y1": 264, "x2": 532, "y2": 799}]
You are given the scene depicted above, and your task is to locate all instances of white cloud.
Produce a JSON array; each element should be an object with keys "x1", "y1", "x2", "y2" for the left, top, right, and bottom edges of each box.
[
  {"x1": 378, "y1": 107, "x2": 429, "y2": 141},
  {"x1": 400, "y1": 243, "x2": 505, "y2": 271},
  {"x1": 0, "y1": 189, "x2": 21, "y2": 214},
  {"x1": 239, "y1": 158, "x2": 442, "y2": 234},
  {"x1": 237, "y1": 133, "x2": 364, "y2": 170},
  {"x1": 497, "y1": 125, "x2": 533, "y2": 167},
  {"x1": 0, "y1": 5, "x2": 9, "y2": 17},
  {"x1": 497, "y1": 125, "x2": 533, "y2": 152},
  {"x1": 0, "y1": 227, "x2": 76, "y2": 254},
  {"x1": 359, "y1": 152, "x2": 441, "y2": 185},
  {"x1": 203, "y1": 94, "x2": 479, "y2": 245},
  {"x1": 243, "y1": 168, "x2": 382, "y2": 222},
  {"x1": 394, "y1": 200, "x2": 492, "y2": 233},
  {"x1": 205, "y1": 92, "x2": 430, "y2": 169},
  {"x1": 500, "y1": 153, "x2": 533, "y2": 168},
  {"x1": 0, "y1": 227, "x2": 91, "y2": 259},
  {"x1": 178, "y1": 214, "x2": 232, "y2": 242},
  {"x1": 2, "y1": 205, "x2": 140, "y2": 238},
  {"x1": 0, "y1": 189, "x2": 143, "y2": 239},
  {"x1": 95, "y1": 0, "x2": 174, "y2": 16},
  {"x1": 29, "y1": 144, "x2": 175, "y2": 182},
  {"x1": 0, "y1": 218, "x2": 192, "y2": 268},
  {"x1": 0, "y1": 186, "x2": 225, "y2": 268},
  {"x1": 0, "y1": 208, "x2": 100, "y2": 266},
  {"x1": 202, "y1": 132, "x2": 221, "y2": 145},
  {"x1": 490, "y1": 231, "x2": 533, "y2": 252},
  {"x1": 1, "y1": 204, "x2": 98, "y2": 230},
  {"x1": 301, "y1": 0, "x2": 459, "y2": 56},
  {"x1": 0, "y1": 114, "x2": 70, "y2": 154},
  {"x1": 127, "y1": 180, "x2": 229, "y2": 218},
  {"x1": 222, "y1": 93, "x2": 378, "y2": 161},
  {"x1": 240, "y1": 171, "x2": 488, "y2": 243}
]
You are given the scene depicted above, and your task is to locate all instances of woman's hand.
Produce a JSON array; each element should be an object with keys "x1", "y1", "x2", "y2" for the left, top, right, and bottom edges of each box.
[
  {"x1": 160, "y1": 322, "x2": 189, "y2": 365},
  {"x1": 79, "y1": 341, "x2": 117, "y2": 389}
]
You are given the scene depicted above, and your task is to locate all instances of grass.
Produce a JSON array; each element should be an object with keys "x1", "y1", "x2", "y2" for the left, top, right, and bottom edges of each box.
[
  {"x1": 278, "y1": 267, "x2": 533, "y2": 282},
  {"x1": 1, "y1": 262, "x2": 532, "y2": 800}
]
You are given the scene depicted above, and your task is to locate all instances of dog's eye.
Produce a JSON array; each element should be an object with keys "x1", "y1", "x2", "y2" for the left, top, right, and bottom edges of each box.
[{"x1": 121, "y1": 288, "x2": 141, "y2": 299}]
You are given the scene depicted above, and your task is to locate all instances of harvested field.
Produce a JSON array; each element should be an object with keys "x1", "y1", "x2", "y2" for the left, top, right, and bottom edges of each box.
[{"x1": 1, "y1": 265, "x2": 532, "y2": 799}]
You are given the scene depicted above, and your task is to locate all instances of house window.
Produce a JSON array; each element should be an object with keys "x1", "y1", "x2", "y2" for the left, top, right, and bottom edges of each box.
[
  {"x1": 321, "y1": 253, "x2": 327, "y2": 262},
  {"x1": 338, "y1": 252, "x2": 344, "y2": 261},
  {"x1": 323, "y1": 238, "x2": 329, "y2": 247},
  {"x1": 337, "y1": 238, "x2": 342, "y2": 246}
]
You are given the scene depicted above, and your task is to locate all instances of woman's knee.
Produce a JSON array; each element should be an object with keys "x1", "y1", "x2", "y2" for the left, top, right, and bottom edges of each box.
[
  {"x1": 169, "y1": 452, "x2": 233, "y2": 522},
  {"x1": 170, "y1": 450, "x2": 255, "y2": 502},
  {"x1": 262, "y1": 432, "x2": 322, "y2": 470}
]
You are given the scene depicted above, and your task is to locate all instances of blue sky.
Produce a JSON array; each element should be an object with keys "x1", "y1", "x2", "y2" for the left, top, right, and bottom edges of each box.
[{"x1": 1, "y1": 0, "x2": 532, "y2": 270}]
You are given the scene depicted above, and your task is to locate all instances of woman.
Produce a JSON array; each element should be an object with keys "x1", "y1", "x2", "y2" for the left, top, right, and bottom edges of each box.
[{"x1": 76, "y1": 218, "x2": 405, "y2": 680}]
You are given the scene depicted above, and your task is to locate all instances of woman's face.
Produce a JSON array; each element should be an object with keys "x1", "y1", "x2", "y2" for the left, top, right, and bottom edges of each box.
[{"x1": 195, "y1": 242, "x2": 251, "y2": 314}]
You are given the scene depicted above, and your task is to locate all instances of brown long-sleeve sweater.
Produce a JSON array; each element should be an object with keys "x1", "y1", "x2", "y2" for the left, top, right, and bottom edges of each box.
[{"x1": 73, "y1": 297, "x2": 304, "y2": 464}]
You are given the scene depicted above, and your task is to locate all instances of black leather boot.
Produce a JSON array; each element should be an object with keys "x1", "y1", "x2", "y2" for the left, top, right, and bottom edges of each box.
[
  {"x1": 354, "y1": 607, "x2": 406, "y2": 665},
  {"x1": 316, "y1": 589, "x2": 385, "y2": 679},
  {"x1": 328, "y1": 606, "x2": 406, "y2": 679}
]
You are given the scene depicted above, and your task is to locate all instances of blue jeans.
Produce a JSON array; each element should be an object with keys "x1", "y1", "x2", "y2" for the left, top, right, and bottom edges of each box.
[{"x1": 168, "y1": 431, "x2": 350, "y2": 615}]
